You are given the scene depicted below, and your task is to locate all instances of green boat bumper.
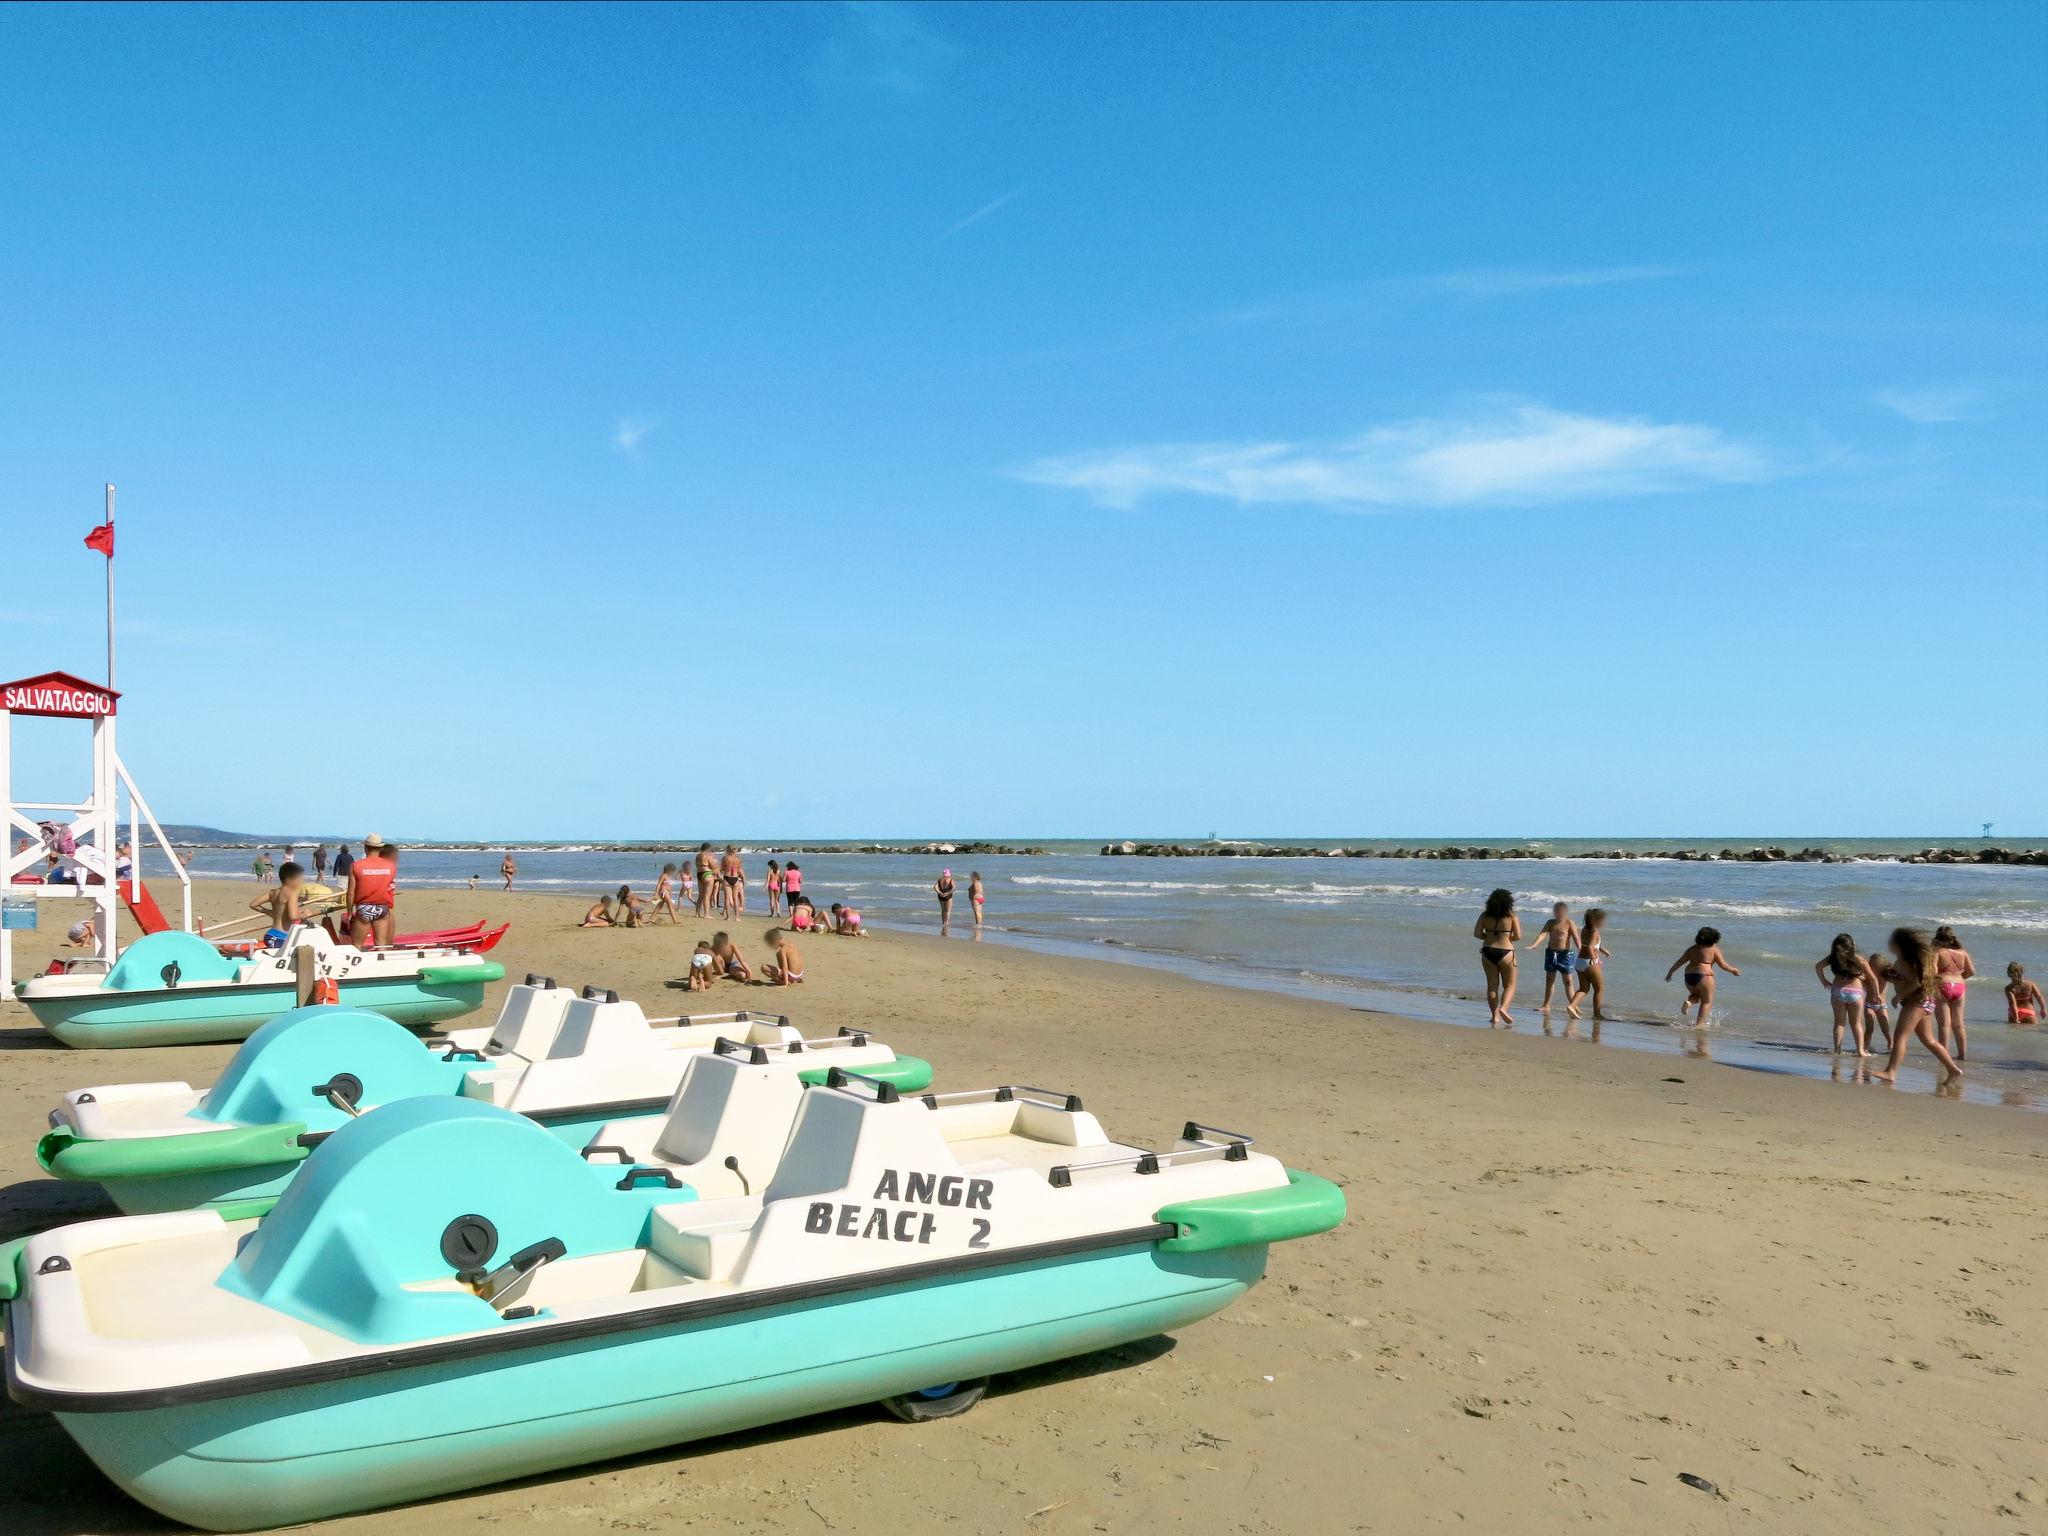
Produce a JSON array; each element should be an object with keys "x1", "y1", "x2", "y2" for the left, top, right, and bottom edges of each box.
[
  {"x1": 419, "y1": 961, "x2": 505, "y2": 987},
  {"x1": 796, "y1": 1056, "x2": 934, "y2": 1092},
  {"x1": 37, "y1": 1122, "x2": 312, "y2": 1184},
  {"x1": 1154, "y1": 1167, "x2": 1347, "y2": 1253}
]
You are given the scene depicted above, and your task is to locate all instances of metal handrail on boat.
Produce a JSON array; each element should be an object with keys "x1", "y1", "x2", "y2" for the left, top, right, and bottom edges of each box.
[
  {"x1": 917, "y1": 1085, "x2": 1085, "y2": 1113},
  {"x1": 1046, "y1": 1123, "x2": 1253, "y2": 1189}
]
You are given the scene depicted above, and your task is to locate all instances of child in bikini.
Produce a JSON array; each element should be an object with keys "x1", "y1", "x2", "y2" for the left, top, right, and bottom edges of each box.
[
  {"x1": 1665, "y1": 926, "x2": 1739, "y2": 1026},
  {"x1": 2007, "y1": 962, "x2": 2045, "y2": 1025}
]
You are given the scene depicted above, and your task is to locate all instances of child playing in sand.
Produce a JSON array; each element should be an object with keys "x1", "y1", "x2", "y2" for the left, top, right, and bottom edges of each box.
[
  {"x1": 1526, "y1": 901, "x2": 1581, "y2": 1017},
  {"x1": 711, "y1": 931, "x2": 752, "y2": 982},
  {"x1": 831, "y1": 902, "x2": 864, "y2": 936},
  {"x1": 611, "y1": 885, "x2": 649, "y2": 929},
  {"x1": 1812, "y1": 933, "x2": 1880, "y2": 1056},
  {"x1": 1665, "y1": 927, "x2": 1739, "y2": 1026},
  {"x1": 64, "y1": 913, "x2": 97, "y2": 948},
  {"x1": 579, "y1": 895, "x2": 617, "y2": 927},
  {"x1": 760, "y1": 928, "x2": 804, "y2": 985},
  {"x1": 2006, "y1": 962, "x2": 2044, "y2": 1025},
  {"x1": 688, "y1": 940, "x2": 716, "y2": 991}
]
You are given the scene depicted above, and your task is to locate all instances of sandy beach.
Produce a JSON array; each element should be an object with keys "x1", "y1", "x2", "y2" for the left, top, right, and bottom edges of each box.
[{"x1": 3, "y1": 879, "x2": 2044, "y2": 1535}]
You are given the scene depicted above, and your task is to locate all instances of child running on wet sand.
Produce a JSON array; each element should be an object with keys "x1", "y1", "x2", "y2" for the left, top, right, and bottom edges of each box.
[
  {"x1": 2006, "y1": 963, "x2": 2044, "y2": 1025},
  {"x1": 1665, "y1": 927, "x2": 1739, "y2": 1026},
  {"x1": 1873, "y1": 928, "x2": 1964, "y2": 1085},
  {"x1": 1525, "y1": 900, "x2": 1581, "y2": 1018},
  {"x1": 1575, "y1": 908, "x2": 1614, "y2": 1021},
  {"x1": 761, "y1": 927, "x2": 803, "y2": 985}
]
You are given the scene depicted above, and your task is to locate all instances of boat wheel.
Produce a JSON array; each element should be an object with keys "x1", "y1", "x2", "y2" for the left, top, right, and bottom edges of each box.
[{"x1": 880, "y1": 1378, "x2": 989, "y2": 1423}]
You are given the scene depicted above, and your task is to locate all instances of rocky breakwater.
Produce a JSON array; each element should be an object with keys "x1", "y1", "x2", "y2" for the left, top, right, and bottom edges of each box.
[{"x1": 1099, "y1": 842, "x2": 2048, "y2": 865}]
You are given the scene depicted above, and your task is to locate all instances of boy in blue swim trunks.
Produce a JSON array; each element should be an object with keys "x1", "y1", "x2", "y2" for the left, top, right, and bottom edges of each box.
[{"x1": 1525, "y1": 901, "x2": 1582, "y2": 1017}]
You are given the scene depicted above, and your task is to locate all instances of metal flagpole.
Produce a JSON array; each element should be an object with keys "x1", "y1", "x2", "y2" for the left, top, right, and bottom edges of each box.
[{"x1": 104, "y1": 483, "x2": 116, "y2": 688}]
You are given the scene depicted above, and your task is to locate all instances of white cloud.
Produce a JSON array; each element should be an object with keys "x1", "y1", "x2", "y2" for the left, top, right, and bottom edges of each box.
[
  {"x1": 811, "y1": 2, "x2": 957, "y2": 93},
  {"x1": 611, "y1": 416, "x2": 654, "y2": 456},
  {"x1": 931, "y1": 186, "x2": 1023, "y2": 246},
  {"x1": 1423, "y1": 266, "x2": 1682, "y2": 298},
  {"x1": 1873, "y1": 386, "x2": 1976, "y2": 424},
  {"x1": 1016, "y1": 405, "x2": 1773, "y2": 511}
]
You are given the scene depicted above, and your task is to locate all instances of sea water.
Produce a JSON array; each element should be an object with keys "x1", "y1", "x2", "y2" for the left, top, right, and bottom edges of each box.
[{"x1": 145, "y1": 838, "x2": 2048, "y2": 1112}]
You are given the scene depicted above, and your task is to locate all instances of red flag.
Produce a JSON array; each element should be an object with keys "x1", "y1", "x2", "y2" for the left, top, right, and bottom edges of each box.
[{"x1": 84, "y1": 521, "x2": 114, "y2": 557}]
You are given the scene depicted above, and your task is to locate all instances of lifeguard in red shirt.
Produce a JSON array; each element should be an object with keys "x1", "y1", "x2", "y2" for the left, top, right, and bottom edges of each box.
[{"x1": 347, "y1": 835, "x2": 399, "y2": 949}]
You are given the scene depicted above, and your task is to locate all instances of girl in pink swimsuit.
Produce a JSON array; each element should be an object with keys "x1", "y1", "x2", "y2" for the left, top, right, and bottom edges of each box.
[
  {"x1": 2006, "y1": 963, "x2": 2044, "y2": 1025},
  {"x1": 1931, "y1": 925, "x2": 1975, "y2": 1063}
]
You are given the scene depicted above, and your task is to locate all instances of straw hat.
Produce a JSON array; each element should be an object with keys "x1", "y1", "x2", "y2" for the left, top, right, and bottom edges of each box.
[{"x1": 364, "y1": 833, "x2": 388, "y2": 850}]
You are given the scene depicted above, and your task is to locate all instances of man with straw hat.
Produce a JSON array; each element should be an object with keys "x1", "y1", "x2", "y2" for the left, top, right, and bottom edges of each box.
[{"x1": 347, "y1": 834, "x2": 399, "y2": 949}]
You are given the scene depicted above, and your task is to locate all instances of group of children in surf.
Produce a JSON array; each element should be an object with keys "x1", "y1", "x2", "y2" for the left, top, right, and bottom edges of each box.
[{"x1": 1472, "y1": 888, "x2": 2045, "y2": 1087}]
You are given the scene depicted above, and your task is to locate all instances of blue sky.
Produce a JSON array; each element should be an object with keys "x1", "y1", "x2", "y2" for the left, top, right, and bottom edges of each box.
[{"x1": 2, "y1": 2, "x2": 2042, "y2": 839}]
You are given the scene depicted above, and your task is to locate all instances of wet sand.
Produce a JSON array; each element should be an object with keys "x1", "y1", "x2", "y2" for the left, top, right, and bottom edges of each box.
[{"x1": 2, "y1": 879, "x2": 2044, "y2": 1534}]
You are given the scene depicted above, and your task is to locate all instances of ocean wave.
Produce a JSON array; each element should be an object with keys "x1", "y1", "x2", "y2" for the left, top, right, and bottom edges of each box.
[
  {"x1": 1009, "y1": 876, "x2": 1233, "y2": 892},
  {"x1": 1640, "y1": 897, "x2": 1809, "y2": 920}
]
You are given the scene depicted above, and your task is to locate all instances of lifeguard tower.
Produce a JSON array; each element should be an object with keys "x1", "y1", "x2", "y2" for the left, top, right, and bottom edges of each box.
[{"x1": 1, "y1": 672, "x2": 190, "y2": 993}]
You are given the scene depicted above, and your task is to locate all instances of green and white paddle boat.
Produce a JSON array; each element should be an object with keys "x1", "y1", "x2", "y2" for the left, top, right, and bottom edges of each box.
[
  {"x1": 35, "y1": 977, "x2": 931, "y2": 1215},
  {"x1": 3, "y1": 1069, "x2": 1344, "y2": 1531},
  {"x1": 16, "y1": 926, "x2": 504, "y2": 1048}
]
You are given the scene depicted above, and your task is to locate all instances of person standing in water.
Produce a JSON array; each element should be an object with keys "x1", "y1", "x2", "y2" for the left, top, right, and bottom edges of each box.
[
  {"x1": 1813, "y1": 933, "x2": 1880, "y2": 1057},
  {"x1": 1664, "y1": 926, "x2": 1738, "y2": 1027},
  {"x1": 1575, "y1": 908, "x2": 1614, "y2": 1021},
  {"x1": 1473, "y1": 889, "x2": 1521, "y2": 1027},
  {"x1": 1525, "y1": 901, "x2": 1581, "y2": 1017},
  {"x1": 969, "y1": 871, "x2": 986, "y2": 929},
  {"x1": 1872, "y1": 927, "x2": 1964, "y2": 1086},
  {"x1": 935, "y1": 868, "x2": 956, "y2": 930},
  {"x1": 1863, "y1": 942, "x2": 1895, "y2": 1053},
  {"x1": 1931, "y1": 925, "x2": 1975, "y2": 1062},
  {"x1": 312, "y1": 843, "x2": 328, "y2": 882},
  {"x1": 500, "y1": 851, "x2": 517, "y2": 891}
]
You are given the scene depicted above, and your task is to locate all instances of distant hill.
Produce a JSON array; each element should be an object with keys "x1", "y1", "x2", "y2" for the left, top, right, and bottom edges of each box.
[{"x1": 159, "y1": 825, "x2": 355, "y2": 847}]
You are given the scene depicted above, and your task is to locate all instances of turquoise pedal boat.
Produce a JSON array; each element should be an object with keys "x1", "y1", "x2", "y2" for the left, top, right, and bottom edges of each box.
[
  {"x1": 16, "y1": 928, "x2": 504, "y2": 1048},
  {"x1": 35, "y1": 978, "x2": 931, "y2": 1215},
  {"x1": 3, "y1": 1073, "x2": 1344, "y2": 1531}
]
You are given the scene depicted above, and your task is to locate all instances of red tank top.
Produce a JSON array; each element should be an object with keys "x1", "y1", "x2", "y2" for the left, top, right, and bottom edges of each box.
[{"x1": 352, "y1": 856, "x2": 397, "y2": 906}]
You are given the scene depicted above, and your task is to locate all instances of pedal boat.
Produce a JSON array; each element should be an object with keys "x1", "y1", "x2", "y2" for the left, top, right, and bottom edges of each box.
[
  {"x1": 3, "y1": 1072, "x2": 1344, "y2": 1531},
  {"x1": 36, "y1": 979, "x2": 931, "y2": 1215},
  {"x1": 16, "y1": 927, "x2": 505, "y2": 1048}
]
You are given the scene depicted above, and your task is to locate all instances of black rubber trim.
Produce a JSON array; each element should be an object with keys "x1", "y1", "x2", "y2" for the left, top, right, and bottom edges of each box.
[
  {"x1": 530, "y1": 1094, "x2": 670, "y2": 1122},
  {"x1": 5, "y1": 1223, "x2": 1175, "y2": 1413}
]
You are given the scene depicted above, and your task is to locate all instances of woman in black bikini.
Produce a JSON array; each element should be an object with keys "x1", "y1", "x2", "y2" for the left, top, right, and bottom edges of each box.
[{"x1": 1473, "y1": 889, "x2": 1521, "y2": 1027}]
